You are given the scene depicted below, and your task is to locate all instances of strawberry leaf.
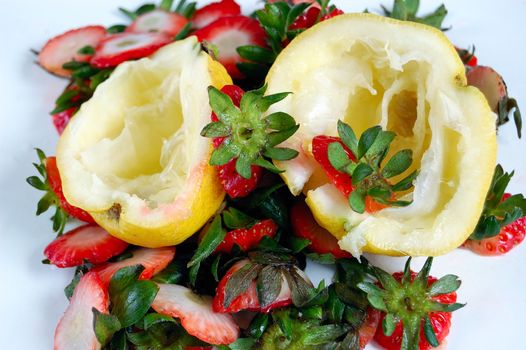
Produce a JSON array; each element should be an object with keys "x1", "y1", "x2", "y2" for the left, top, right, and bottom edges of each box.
[
  {"x1": 382, "y1": 149, "x2": 413, "y2": 178},
  {"x1": 200, "y1": 121, "x2": 231, "y2": 138},
  {"x1": 257, "y1": 265, "x2": 283, "y2": 308},
  {"x1": 224, "y1": 262, "x2": 262, "y2": 307},
  {"x1": 423, "y1": 314, "x2": 439, "y2": 347},
  {"x1": 263, "y1": 147, "x2": 298, "y2": 161},
  {"x1": 93, "y1": 309, "x2": 121, "y2": 347}
]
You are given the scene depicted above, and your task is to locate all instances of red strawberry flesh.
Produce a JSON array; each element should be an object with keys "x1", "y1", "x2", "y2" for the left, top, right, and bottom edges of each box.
[
  {"x1": 91, "y1": 32, "x2": 173, "y2": 68},
  {"x1": 44, "y1": 224, "x2": 129, "y2": 268},
  {"x1": 38, "y1": 25, "x2": 106, "y2": 77},
  {"x1": 192, "y1": 0, "x2": 241, "y2": 29},
  {"x1": 92, "y1": 247, "x2": 175, "y2": 286},
  {"x1": 215, "y1": 219, "x2": 278, "y2": 253},
  {"x1": 290, "y1": 202, "x2": 351, "y2": 258},
  {"x1": 54, "y1": 272, "x2": 109, "y2": 350},
  {"x1": 193, "y1": 16, "x2": 266, "y2": 79},
  {"x1": 152, "y1": 283, "x2": 240, "y2": 345}
]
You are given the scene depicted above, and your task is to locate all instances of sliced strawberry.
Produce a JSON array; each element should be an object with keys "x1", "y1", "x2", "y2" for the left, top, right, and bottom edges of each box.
[
  {"x1": 464, "y1": 216, "x2": 526, "y2": 255},
  {"x1": 213, "y1": 259, "x2": 292, "y2": 313},
  {"x1": 46, "y1": 157, "x2": 95, "y2": 223},
  {"x1": 152, "y1": 283, "x2": 240, "y2": 345},
  {"x1": 54, "y1": 272, "x2": 109, "y2": 350},
  {"x1": 192, "y1": 0, "x2": 241, "y2": 29},
  {"x1": 126, "y1": 9, "x2": 188, "y2": 37},
  {"x1": 39, "y1": 25, "x2": 106, "y2": 77},
  {"x1": 320, "y1": 8, "x2": 344, "y2": 21},
  {"x1": 52, "y1": 107, "x2": 77, "y2": 134},
  {"x1": 216, "y1": 219, "x2": 278, "y2": 253},
  {"x1": 466, "y1": 65, "x2": 507, "y2": 111},
  {"x1": 311, "y1": 135, "x2": 355, "y2": 196},
  {"x1": 193, "y1": 16, "x2": 266, "y2": 79},
  {"x1": 44, "y1": 224, "x2": 129, "y2": 268},
  {"x1": 360, "y1": 308, "x2": 382, "y2": 348},
  {"x1": 92, "y1": 247, "x2": 175, "y2": 285},
  {"x1": 91, "y1": 32, "x2": 173, "y2": 68},
  {"x1": 290, "y1": 202, "x2": 351, "y2": 258}
]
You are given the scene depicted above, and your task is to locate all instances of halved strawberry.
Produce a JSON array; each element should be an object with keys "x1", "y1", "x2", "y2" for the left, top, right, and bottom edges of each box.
[
  {"x1": 152, "y1": 283, "x2": 240, "y2": 345},
  {"x1": 192, "y1": 0, "x2": 241, "y2": 29},
  {"x1": 92, "y1": 247, "x2": 175, "y2": 285},
  {"x1": 54, "y1": 272, "x2": 109, "y2": 350},
  {"x1": 38, "y1": 25, "x2": 106, "y2": 77},
  {"x1": 44, "y1": 224, "x2": 129, "y2": 268},
  {"x1": 215, "y1": 219, "x2": 278, "y2": 253},
  {"x1": 290, "y1": 202, "x2": 351, "y2": 259},
  {"x1": 127, "y1": 9, "x2": 189, "y2": 37},
  {"x1": 91, "y1": 32, "x2": 173, "y2": 68},
  {"x1": 213, "y1": 259, "x2": 292, "y2": 313},
  {"x1": 467, "y1": 65, "x2": 507, "y2": 111},
  {"x1": 193, "y1": 16, "x2": 266, "y2": 79}
]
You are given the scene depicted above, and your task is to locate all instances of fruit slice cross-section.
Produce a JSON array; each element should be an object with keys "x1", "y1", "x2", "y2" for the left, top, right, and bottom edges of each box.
[
  {"x1": 265, "y1": 14, "x2": 497, "y2": 257},
  {"x1": 57, "y1": 37, "x2": 232, "y2": 247}
]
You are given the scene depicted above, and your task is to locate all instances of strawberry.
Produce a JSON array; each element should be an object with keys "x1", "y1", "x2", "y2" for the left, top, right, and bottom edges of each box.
[
  {"x1": 311, "y1": 121, "x2": 417, "y2": 213},
  {"x1": 320, "y1": 7, "x2": 344, "y2": 20},
  {"x1": 215, "y1": 219, "x2": 278, "y2": 253},
  {"x1": 467, "y1": 65, "x2": 522, "y2": 137},
  {"x1": 44, "y1": 224, "x2": 129, "y2": 268},
  {"x1": 192, "y1": 0, "x2": 241, "y2": 29},
  {"x1": 465, "y1": 166, "x2": 526, "y2": 255},
  {"x1": 207, "y1": 85, "x2": 264, "y2": 198},
  {"x1": 92, "y1": 247, "x2": 175, "y2": 286},
  {"x1": 455, "y1": 46, "x2": 478, "y2": 67},
  {"x1": 213, "y1": 259, "x2": 292, "y2": 313},
  {"x1": 464, "y1": 216, "x2": 526, "y2": 255},
  {"x1": 290, "y1": 201, "x2": 351, "y2": 258},
  {"x1": 90, "y1": 32, "x2": 173, "y2": 68},
  {"x1": 311, "y1": 135, "x2": 355, "y2": 196},
  {"x1": 126, "y1": 9, "x2": 189, "y2": 37},
  {"x1": 360, "y1": 308, "x2": 382, "y2": 349},
  {"x1": 27, "y1": 150, "x2": 94, "y2": 234},
  {"x1": 289, "y1": 6, "x2": 321, "y2": 30},
  {"x1": 38, "y1": 25, "x2": 106, "y2": 77},
  {"x1": 54, "y1": 272, "x2": 109, "y2": 350},
  {"x1": 193, "y1": 16, "x2": 266, "y2": 79},
  {"x1": 152, "y1": 283, "x2": 240, "y2": 345},
  {"x1": 201, "y1": 85, "x2": 299, "y2": 197},
  {"x1": 359, "y1": 258, "x2": 464, "y2": 350},
  {"x1": 52, "y1": 107, "x2": 77, "y2": 135}
]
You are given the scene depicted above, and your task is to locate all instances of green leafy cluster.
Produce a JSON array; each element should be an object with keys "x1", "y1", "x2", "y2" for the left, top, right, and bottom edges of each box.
[
  {"x1": 381, "y1": 0, "x2": 448, "y2": 30},
  {"x1": 358, "y1": 257, "x2": 464, "y2": 350},
  {"x1": 237, "y1": 0, "x2": 337, "y2": 85},
  {"x1": 328, "y1": 120, "x2": 417, "y2": 213},
  {"x1": 470, "y1": 165, "x2": 526, "y2": 240},
  {"x1": 26, "y1": 149, "x2": 69, "y2": 234},
  {"x1": 201, "y1": 85, "x2": 299, "y2": 179}
]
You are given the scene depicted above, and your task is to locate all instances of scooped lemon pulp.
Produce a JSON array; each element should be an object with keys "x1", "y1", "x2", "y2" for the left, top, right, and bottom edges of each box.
[
  {"x1": 57, "y1": 37, "x2": 231, "y2": 247},
  {"x1": 265, "y1": 14, "x2": 497, "y2": 257}
]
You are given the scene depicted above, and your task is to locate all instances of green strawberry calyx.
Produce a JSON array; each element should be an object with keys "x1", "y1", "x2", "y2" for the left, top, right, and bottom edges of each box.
[
  {"x1": 327, "y1": 120, "x2": 418, "y2": 213},
  {"x1": 200, "y1": 84, "x2": 300, "y2": 179},
  {"x1": 358, "y1": 257, "x2": 464, "y2": 350}
]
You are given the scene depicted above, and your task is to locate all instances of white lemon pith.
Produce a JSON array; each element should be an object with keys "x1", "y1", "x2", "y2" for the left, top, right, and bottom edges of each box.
[
  {"x1": 57, "y1": 37, "x2": 232, "y2": 247},
  {"x1": 265, "y1": 14, "x2": 497, "y2": 256}
]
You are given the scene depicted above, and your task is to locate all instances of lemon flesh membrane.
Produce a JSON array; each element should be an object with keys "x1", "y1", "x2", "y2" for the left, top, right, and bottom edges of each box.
[
  {"x1": 57, "y1": 37, "x2": 231, "y2": 247},
  {"x1": 266, "y1": 14, "x2": 497, "y2": 256}
]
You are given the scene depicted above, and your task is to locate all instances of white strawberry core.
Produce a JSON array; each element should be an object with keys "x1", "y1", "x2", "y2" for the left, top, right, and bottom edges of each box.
[{"x1": 213, "y1": 30, "x2": 251, "y2": 58}]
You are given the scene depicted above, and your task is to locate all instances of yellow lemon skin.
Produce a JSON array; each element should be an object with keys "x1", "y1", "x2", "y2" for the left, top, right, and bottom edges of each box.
[
  {"x1": 58, "y1": 38, "x2": 232, "y2": 248},
  {"x1": 266, "y1": 14, "x2": 497, "y2": 257}
]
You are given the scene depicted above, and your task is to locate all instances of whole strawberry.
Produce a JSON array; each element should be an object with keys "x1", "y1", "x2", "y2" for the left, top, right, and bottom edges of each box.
[
  {"x1": 200, "y1": 84, "x2": 300, "y2": 198},
  {"x1": 27, "y1": 149, "x2": 94, "y2": 233},
  {"x1": 359, "y1": 257, "x2": 464, "y2": 350}
]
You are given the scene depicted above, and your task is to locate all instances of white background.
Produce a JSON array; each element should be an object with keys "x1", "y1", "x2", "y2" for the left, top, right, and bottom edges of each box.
[{"x1": 0, "y1": 0, "x2": 525, "y2": 349}]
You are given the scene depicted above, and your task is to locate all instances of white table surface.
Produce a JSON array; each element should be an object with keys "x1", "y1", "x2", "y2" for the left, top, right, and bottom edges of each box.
[{"x1": 1, "y1": 0, "x2": 525, "y2": 349}]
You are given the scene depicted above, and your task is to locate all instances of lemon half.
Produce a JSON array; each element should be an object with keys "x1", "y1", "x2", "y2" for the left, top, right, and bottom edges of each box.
[
  {"x1": 266, "y1": 14, "x2": 497, "y2": 257},
  {"x1": 57, "y1": 37, "x2": 231, "y2": 247}
]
